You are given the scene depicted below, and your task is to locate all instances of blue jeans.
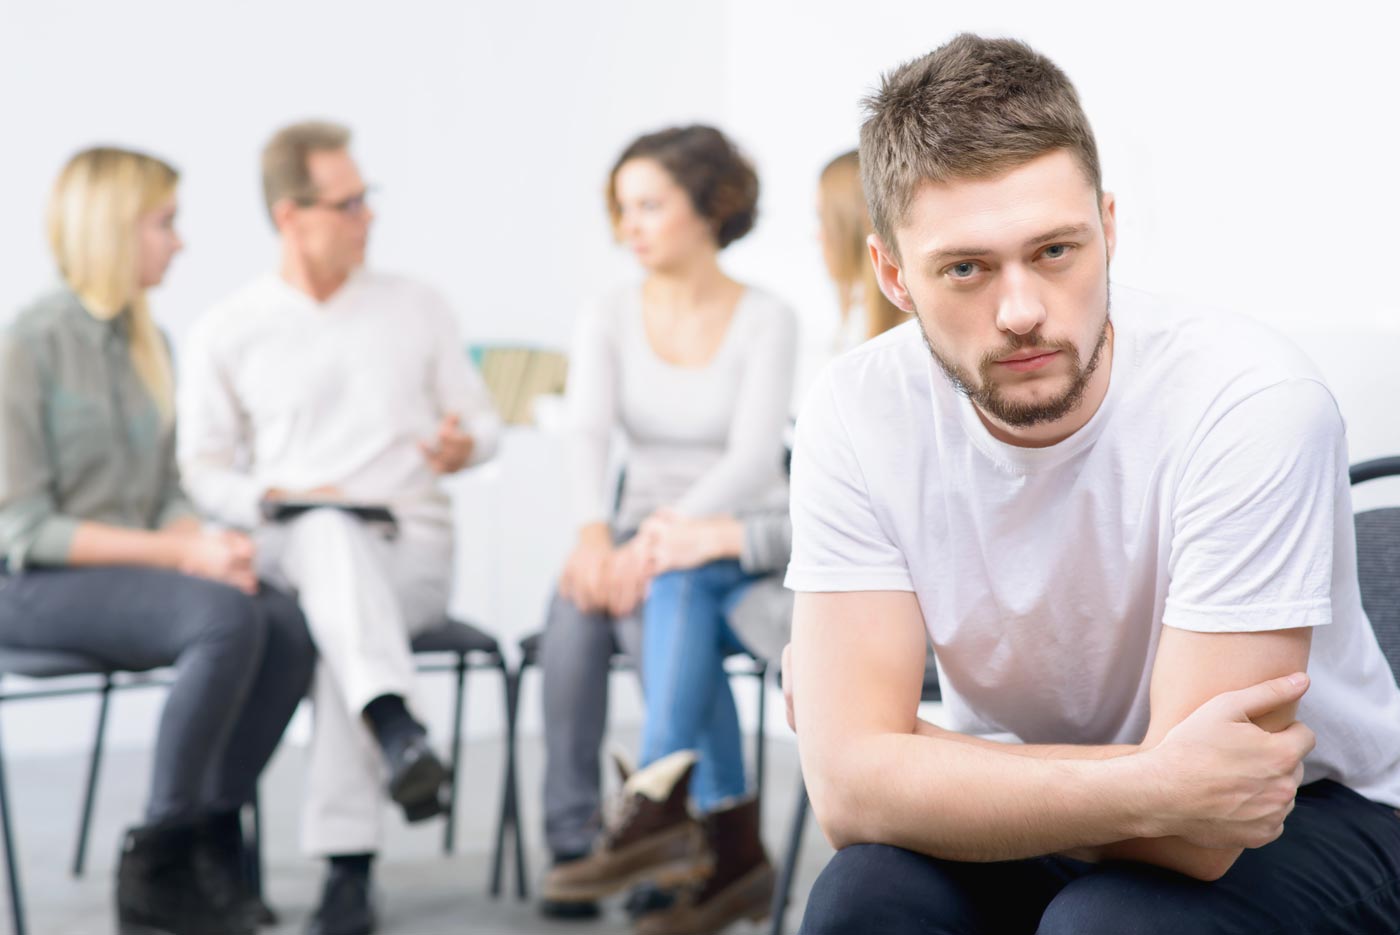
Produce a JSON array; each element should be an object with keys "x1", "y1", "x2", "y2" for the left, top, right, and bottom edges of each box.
[{"x1": 639, "y1": 560, "x2": 760, "y2": 812}]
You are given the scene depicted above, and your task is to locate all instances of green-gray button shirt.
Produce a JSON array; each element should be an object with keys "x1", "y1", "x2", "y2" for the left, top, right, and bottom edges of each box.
[{"x1": 0, "y1": 287, "x2": 196, "y2": 569}]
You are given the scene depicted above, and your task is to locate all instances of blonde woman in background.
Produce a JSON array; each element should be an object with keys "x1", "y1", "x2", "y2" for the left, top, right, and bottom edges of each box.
[
  {"x1": 817, "y1": 148, "x2": 907, "y2": 351},
  {"x1": 0, "y1": 147, "x2": 314, "y2": 935}
]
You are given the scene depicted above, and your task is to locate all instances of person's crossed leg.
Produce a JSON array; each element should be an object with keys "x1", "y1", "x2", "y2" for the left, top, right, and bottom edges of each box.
[{"x1": 257, "y1": 508, "x2": 453, "y2": 935}]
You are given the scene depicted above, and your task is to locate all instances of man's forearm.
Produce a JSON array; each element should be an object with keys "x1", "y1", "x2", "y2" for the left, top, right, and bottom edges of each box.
[
  {"x1": 808, "y1": 728, "x2": 1155, "y2": 862},
  {"x1": 914, "y1": 718, "x2": 1138, "y2": 760},
  {"x1": 912, "y1": 718, "x2": 1241, "y2": 879}
]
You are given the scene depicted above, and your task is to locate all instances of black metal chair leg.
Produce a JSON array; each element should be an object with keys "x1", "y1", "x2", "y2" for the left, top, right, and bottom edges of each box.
[
  {"x1": 770, "y1": 776, "x2": 810, "y2": 935},
  {"x1": 248, "y1": 792, "x2": 265, "y2": 902},
  {"x1": 755, "y1": 669, "x2": 768, "y2": 803},
  {"x1": 0, "y1": 718, "x2": 28, "y2": 935},
  {"x1": 508, "y1": 664, "x2": 528, "y2": 900},
  {"x1": 488, "y1": 663, "x2": 513, "y2": 897},
  {"x1": 71, "y1": 678, "x2": 112, "y2": 878},
  {"x1": 443, "y1": 656, "x2": 468, "y2": 856}
]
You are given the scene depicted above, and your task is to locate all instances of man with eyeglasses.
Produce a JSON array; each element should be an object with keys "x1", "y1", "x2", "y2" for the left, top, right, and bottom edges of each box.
[{"x1": 177, "y1": 120, "x2": 502, "y2": 935}]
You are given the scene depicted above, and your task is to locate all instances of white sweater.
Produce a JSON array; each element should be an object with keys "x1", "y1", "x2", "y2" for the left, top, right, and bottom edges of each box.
[
  {"x1": 176, "y1": 271, "x2": 501, "y2": 534},
  {"x1": 566, "y1": 284, "x2": 796, "y2": 531}
]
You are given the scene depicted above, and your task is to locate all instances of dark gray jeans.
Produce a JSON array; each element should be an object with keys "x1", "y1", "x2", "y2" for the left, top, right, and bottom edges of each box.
[
  {"x1": 0, "y1": 565, "x2": 315, "y2": 825},
  {"x1": 540, "y1": 590, "x2": 643, "y2": 857}
]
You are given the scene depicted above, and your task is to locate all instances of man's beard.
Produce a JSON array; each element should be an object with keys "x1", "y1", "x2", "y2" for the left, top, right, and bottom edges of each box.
[{"x1": 916, "y1": 289, "x2": 1112, "y2": 429}]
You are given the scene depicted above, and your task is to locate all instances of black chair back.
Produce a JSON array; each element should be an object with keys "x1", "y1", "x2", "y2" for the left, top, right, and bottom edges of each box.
[{"x1": 1350, "y1": 457, "x2": 1400, "y2": 687}]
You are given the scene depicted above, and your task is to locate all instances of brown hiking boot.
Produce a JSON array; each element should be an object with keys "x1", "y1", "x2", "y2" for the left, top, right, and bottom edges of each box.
[
  {"x1": 633, "y1": 794, "x2": 774, "y2": 935},
  {"x1": 542, "y1": 751, "x2": 713, "y2": 903}
]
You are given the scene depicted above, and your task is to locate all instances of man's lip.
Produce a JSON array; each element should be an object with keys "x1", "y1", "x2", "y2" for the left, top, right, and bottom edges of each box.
[{"x1": 997, "y1": 349, "x2": 1058, "y2": 364}]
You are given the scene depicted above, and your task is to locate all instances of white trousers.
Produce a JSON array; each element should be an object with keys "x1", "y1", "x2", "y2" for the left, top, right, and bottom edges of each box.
[{"x1": 255, "y1": 509, "x2": 451, "y2": 856}]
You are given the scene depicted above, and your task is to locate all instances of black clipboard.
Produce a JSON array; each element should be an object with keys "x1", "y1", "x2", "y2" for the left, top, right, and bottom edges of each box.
[{"x1": 260, "y1": 499, "x2": 399, "y2": 536}]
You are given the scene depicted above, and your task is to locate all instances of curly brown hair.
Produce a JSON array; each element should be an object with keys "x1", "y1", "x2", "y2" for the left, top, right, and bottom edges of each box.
[{"x1": 607, "y1": 125, "x2": 759, "y2": 249}]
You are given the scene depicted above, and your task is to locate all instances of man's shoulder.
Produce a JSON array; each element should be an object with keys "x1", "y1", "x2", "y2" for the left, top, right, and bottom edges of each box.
[
  {"x1": 1119, "y1": 287, "x2": 1324, "y2": 386},
  {"x1": 827, "y1": 319, "x2": 925, "y2": 381},
  {"x1": 797, "y1": 321, "x2": 930, "y2": 457}
]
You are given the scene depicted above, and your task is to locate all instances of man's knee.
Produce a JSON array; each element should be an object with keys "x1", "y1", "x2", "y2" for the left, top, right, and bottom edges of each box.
[
  {"x1": 1037, "y1": 869, "x2": 1210, "y2": 935},
  {"x1": 284, "y1": 507, "x2": 377, "y2": 560},
  {"x1": 801, "y1": 844, "x2": 970, "y2": 935}
]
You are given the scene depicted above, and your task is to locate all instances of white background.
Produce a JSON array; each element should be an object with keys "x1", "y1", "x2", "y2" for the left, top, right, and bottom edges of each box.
[{"x1": 2, "y1": 0, "x2": 1398, "y2": 755}]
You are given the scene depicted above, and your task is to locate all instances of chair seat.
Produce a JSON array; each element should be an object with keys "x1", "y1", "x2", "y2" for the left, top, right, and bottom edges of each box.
[
  {"x1": 0, "y1": 647, "x2": 111, "y2": 680},
  {"x1": 922, "y1": 663, "x2": 941, "y2": 703},
  {"x1": 412, "y1": 618, "x2": 501, "y2": 656}
]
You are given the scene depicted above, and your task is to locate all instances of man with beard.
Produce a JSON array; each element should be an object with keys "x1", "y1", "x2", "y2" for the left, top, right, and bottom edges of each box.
[{"x1": 783, "y1": 34, "x2": 1400, "y2": 934}]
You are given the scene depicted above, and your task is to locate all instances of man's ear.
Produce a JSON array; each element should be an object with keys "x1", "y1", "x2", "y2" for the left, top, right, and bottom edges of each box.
[
  {"x1": 869, "y1": 232, "x2": 915, "y2": 313},
  {"x1": 1100, "y1": 191, "x2": 1117, "y2": 265},
  {"x1": 270, "y1": 197, "x2": 299, "y2": 235}
]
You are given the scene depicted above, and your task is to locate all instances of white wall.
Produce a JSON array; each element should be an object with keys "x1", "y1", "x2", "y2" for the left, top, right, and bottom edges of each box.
[{"x1": 2, "y1": 0, "x2": 1398, "y2": 755}]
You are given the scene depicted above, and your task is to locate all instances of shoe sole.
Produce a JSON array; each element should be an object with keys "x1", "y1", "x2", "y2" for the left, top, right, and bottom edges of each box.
[
  {"x1": 633, "y1": 862, "x2": 776, "y2": 935},
  {"x1": 542, "y1": 825, "x2": 713, "y2": 902},
  {"x1": 545, "y1": 853, "x2": 713, "y2": 902},
  {"x1": 390, "y1": 749, "x2": 448, "y2": 822}
]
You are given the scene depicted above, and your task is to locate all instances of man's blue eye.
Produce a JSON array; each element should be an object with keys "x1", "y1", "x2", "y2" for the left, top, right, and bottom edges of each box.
[
  {"x1": 951, "y1": 262, "x2": 977, "y2": 278},
  {"x1": 1044, "y1": 244, "x2": 1068, "y2": 259}
]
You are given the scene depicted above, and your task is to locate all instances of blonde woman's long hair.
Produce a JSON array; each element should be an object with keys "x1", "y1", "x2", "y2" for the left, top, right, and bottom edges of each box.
[
  {"x1": 48, "y1": 147, "x2": 178, "y2": 422},
  {"x1": 818, "y1": 149, "x2": 906, "y2": 343}
]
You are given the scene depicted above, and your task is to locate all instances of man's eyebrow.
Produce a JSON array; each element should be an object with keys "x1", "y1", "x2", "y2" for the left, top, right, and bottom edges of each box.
[{"x1": 924, "y1": 223, "x2": 1094, "y2": 264}]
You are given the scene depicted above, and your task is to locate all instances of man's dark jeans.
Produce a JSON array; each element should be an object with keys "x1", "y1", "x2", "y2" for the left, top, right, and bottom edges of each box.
[{"x1": 800, "y1": 779, "x2": 1400, "y2": 934}]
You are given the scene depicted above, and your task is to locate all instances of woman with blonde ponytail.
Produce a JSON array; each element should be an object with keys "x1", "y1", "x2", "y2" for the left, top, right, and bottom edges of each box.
[
  {"x1": 0, "y1": 147, "x2": 314, "y2": 935},
  {"x1": 817, "y1": 149, "x2": 908, "y2": 351}
]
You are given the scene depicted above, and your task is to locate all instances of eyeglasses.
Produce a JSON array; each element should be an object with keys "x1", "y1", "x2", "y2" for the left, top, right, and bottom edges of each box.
[{"x1": 296, "y1": 185, "x2": 376, "y2": 216}]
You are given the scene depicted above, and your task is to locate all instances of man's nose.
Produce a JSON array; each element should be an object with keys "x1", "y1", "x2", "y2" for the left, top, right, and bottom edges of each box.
[{"x1": 995, "y1": 266, "x2": 1047, "y2": 336}]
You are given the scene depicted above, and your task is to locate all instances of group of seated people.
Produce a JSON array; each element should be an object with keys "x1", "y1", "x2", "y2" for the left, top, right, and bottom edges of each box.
[
  {"x1": 10, "y1": 31, "x2": 1400, "y2": 935},
  {"x1": 0, "y1": 116, "x2": 893, "y2": 935}
]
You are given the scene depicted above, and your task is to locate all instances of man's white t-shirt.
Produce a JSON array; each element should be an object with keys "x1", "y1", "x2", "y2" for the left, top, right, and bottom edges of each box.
[{"x1": 785, "y1": 286, "x2": 1400, "y2": 807}]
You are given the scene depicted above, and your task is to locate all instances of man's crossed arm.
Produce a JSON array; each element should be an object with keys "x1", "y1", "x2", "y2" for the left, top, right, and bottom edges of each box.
[{"x1": 787, "y1": 590, "x2": 1314, "y2": 882}]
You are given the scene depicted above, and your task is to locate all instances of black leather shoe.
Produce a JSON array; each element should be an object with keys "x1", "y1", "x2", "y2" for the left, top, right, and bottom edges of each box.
[
  {"x1": 117, "y1": 821, "x2": 251, "y2": 935},
  {"x1": 383, "y1": 733, "x2": 448, "y2": 823},
  {"x1": 194, "y1": 810, "x2": 265, "y2": 933},
  {"x1": 305, "y1": 864, "x2": 376, "y2": 935}
]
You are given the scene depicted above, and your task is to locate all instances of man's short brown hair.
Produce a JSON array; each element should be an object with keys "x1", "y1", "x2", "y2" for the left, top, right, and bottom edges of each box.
[
  {"x1": 859, "y1": 34, "x2": 1102, "y2": 254},
  {"x1": 260, "y1": 120, "x2": 351, "y2": 224}
]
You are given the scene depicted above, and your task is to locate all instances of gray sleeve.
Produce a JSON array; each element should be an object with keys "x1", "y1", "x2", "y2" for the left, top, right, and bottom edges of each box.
[
  {"x1": 154, "y1": 332, "x2": 198, "y2": 528},
  {"x1": 0, "y1": 333, "x2": 78, "y2": 567},
  {"x1": 563, "y1": 299, "x2": 619, "y2": 527},
  {"x1": 673, "y1": 296, "x2": 797, "y2": 517},
  {"x1": 739, "y1": 510, "x2": 792, "y2": 575},
  {"x1": 154, "y1": 426, "x2": 199, "y2": 528}
]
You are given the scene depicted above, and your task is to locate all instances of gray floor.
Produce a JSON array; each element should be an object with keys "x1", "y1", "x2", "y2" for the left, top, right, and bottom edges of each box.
[{"x1": 1, "y1": 726, "x2": 832, "y2": 934}]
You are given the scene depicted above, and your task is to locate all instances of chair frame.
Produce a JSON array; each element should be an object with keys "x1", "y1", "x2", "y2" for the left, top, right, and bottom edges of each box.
[
  {"x1": 0, "y1": 668, "x2": 171, "y2": 935},
  {"x1": 0, "y1": 617, "x2": 519, "y2": 935}
]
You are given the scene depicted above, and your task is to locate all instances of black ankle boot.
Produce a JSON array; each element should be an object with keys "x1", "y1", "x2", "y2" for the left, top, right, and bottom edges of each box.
[
  {"x1": 306, "y1": 858, "x2": 377, "y2": 935},
  {"x1": 194, "y1": 810, "x2": 268, "y2": 932},
  {"x1": 116, "y1": 820, "x2": 251, "y2": 935}
]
